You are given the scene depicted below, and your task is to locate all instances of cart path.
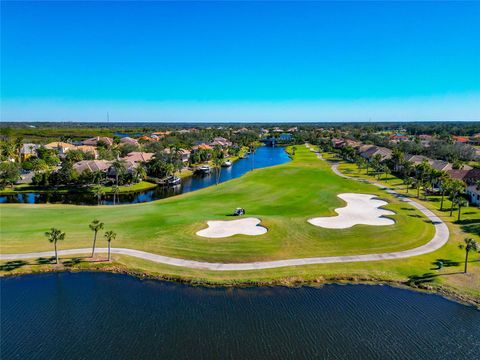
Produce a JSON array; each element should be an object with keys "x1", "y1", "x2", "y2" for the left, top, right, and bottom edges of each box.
[{"x1": 1, "y1": 145, "x2": 449, "y2": 271}]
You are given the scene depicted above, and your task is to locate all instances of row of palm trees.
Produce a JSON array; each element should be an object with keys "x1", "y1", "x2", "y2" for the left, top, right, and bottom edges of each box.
[
  {"x1": 44, "y1": 219, "x2": 116, "y2": 265},
  {"x1": 350, "y1": 150, "x2": 471, "y2": 221},
  {"x1": 40, "y1": 226, "x2": 480, "y2": 274}
]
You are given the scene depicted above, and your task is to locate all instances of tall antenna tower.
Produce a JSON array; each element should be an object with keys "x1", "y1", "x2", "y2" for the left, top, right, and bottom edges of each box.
[{"x1": 107, "y1": 112, "x2": 110, "y2": 123}]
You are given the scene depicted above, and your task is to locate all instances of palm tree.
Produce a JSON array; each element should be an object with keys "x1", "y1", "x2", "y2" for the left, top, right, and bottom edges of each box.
[
  {"x1": 456, "y1": 197, "x2": 468, "y2": 222},
  {"x1": 391, "y1": 148, "x2": 404, "y2": 172},
  {"x1": 459, "y1": 238, "x2": 479, "y2": 273},
  {"x1": 404, "y1": 177, "x2": 413, "y2": 193},
  {"x1": 112, "y1": 159, "x2": 127, "y2": 186},
  {"x1": 89, "y1": 219, "x2": 104, "y2": 257},
  {"x1": 213, "y1": 157, "x2": 223, "y2": 185},
  {"x1": 14, "y1": 137, "x2": 24, "y2": 164},
  {"x1": 164, "y1": 163, "x2": 175, "y2": 177},
  {"x1": 111, "y1": 185, "x2": 120, "y2": 205},
  {"x1": 134, "y1": 164, "x2": 147, "y2": 183},
  {"x1": 414, "y1": 161, "x2": 431, "y2": 199},
  {"x1": 448, "y1": 180, "x2": 465, "y2": 217},
  {"x1": 382, "y1": 164, "x2": 391, "y2": 181},
  {"x1": 438, "y1": 173, "x2": 451, "y2": 211},
  {"x1": 92, "y1": 185, "x2": 105, "y2": 205},
  {"x1": 44, "y1": 228, "x2": 65, "y2": 264},
  {"x1": 355, "y1": 157, "x2": 366, "y2": 174},
  {"x1": 104, "y1": 230, "x2": 117, "y2": 261},
  {"x1": 1, "y1": 141, "x2": 16, "y2": 161}
]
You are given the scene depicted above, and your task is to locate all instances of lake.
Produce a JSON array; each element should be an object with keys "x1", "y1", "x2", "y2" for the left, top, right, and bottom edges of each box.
[
  {"x1": 1, "y1": 272, "x2": 479, "y2": 359},
  {"x1": 0, "y1": 146, "x2": 291, "y2": 205}
]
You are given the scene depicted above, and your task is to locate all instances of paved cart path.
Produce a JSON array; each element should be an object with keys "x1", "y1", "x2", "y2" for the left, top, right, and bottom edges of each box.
[{"x1": 1, "y1": 145, "x2": 449, "y2": 271}]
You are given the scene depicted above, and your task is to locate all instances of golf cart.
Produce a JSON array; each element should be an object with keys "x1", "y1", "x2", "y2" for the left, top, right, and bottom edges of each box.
[{"x1": 233, "y1": 208, "x2": 246, "y2": 216}]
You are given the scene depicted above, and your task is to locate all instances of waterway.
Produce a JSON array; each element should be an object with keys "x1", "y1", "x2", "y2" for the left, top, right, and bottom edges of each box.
[
  {"x1": 0, "y1": 146, "x2": 290, "y2": 205},
  {"x1": 1, "y1": 272, "x2": 478, "y2": 360}
]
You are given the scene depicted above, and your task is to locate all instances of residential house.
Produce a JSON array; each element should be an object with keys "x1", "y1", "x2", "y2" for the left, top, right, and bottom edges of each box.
[
  {"x1": 390, "y1": 133, "x2": 409, "y2": 142},
  {"x1": 123, "y1": 152, "x2": 154, "y2": 163},
  {"x1": 138, "y1": 136, "x2": 156, "y2": 142},
  {"x1": 418, "y1": 134, "x2": 433, "y2": 147},
  {"x1": 210, "y1": 137, "x2": 232, "y2": 147},
  {"x1": 73, "y1": 160, "x2": 112, "y2": 174},
  {"x1": 44, "y1": 142, "x2": 76, "y2": 157},
  {"x1": 162, "y1": 148, "x2": 191, "y2": 163},
  {"x1": 452, "y1": 136, "x2": 469, "y2": 144},
  {"x1": 468, "y1": 134, "x2": 480, "y2": 146},
  {"x1": 466, "y1": 185, "x2": 480, "y2": 206},
  {"x1": 20, "y1": 143, "x2": 40, "y2": 160},
  {"x1": 331, "y1": 138, "x2": 345, "y2": 149},
  {"x1": 82, "y1": 137, "x2": 113, "y2": 147},
  {"x1": 360, "y1": 146, "x2": 392, "y2": 162},
  {"x1": 192, "y1": 143, "x2": 213, "y2": 152},
  {"x1": 76, "y1": 145, "x2": 98, "y2": 159},
  {"x1": 120, "y1": 137, "x2": 139, "y2": 146},
  {"x1": 429, "y1": 160, "x2": 453, "y2": 172},
  {"x1": 404, "y1": 154, "x2": 431, "y2": 166}
]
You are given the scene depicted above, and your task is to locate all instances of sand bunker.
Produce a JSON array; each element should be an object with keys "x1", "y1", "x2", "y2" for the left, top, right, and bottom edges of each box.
[
  {"x1": 196, "y1": 217, "x2": 268, "y2": 238},
  {"x1": 308, "y1": 193, "x2": 395, "y2": 229}
]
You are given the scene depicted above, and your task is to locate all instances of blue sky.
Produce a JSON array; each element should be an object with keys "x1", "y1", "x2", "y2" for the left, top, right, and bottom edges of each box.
[{"x1": 1, "y1": 1, "x2": 479, "y2": 122}]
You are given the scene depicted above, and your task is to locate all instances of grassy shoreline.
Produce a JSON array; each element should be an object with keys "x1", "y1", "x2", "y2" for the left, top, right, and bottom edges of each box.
[
  {"x1": 1, "y1": 146, "x2": 478, "y2": 305},
  {"x1": 1, "y1": 262, "x2": 478, "y2": 308},
  {"x1": 0, "y1": 181, "x2": 158, "y2": 195}
]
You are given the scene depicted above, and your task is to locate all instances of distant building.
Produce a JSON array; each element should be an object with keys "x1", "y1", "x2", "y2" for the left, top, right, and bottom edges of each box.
[
  {"x1": 210, "y1": 137, "x2": 232, "y2": 147},
  {"x1": 73, "y1": 160, "x2": 112, "y2": 174},
  {"x1": 466, "y1": 185, "x2": 480, "y2": 207},
  {"x1": 390, "y1": 133, "x2": 409, "y2": 142},
  {"x1": 44, "y1": 142, "x2": 76, "y2": 156},
  {"x1": 360, "y1": 146, "x2": 392, "y2": 161},
  {"x1": 76, "y1": 145, "x2": 98, "y2": 159},
  {"x1": 20, "y1": 143, "x2": 40, "y2": 160},
  {"x1": 192, "y1": 143, "x2": 213, "y2": 151},
  {"x1": 120, "y1": 137, "x2": 139, "y2": 146},
  {"x1": 452, "y1": 136, "x2": 469, "y2": 144},
  {"x1": 123, "y1": 152, "x2": 154, "y2": 163},
  {"x1": 82, "y1": 137, "x2": 113, "y2": 147}
]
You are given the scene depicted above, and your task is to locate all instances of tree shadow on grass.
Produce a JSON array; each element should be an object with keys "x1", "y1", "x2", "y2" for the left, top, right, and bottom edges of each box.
[
  {"x1": 407, "y1": 272, "x2": 458, "y2": 286},
  {"x1": 36, "y1": 257, "x2": 55, "y2": 265},
  {"x1": 407, "y1": 273, "x2": 437, "y2": 286},
  {"x1": 430, "y1": 258, "x2": 460, "y2": 270},
  {"x1": 63, "y1": 258, "x2": 82, "y2": 267},
  {"x1": 0, "y1": 260, "x2": 28, "y2": 271},
  {"x1": 460, "y1": 223, "x2": 480, "y2": 237}
]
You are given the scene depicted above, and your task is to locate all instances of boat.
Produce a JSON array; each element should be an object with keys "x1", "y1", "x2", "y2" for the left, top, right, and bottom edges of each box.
[
  {"x1": 221, "y1": 160, "x2": 232, "y2": 167},
  {"x1": 166, "y1": 176, "x2": 181, "y2": 185},
  {"x1": 196, "y1": 165, "x2": 211, "y2": 174}
]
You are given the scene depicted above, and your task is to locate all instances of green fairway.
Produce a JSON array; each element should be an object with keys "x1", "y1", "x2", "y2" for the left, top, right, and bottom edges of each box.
[{"x1": 0, "y1": 146, "x2": 433, "y2": 262}]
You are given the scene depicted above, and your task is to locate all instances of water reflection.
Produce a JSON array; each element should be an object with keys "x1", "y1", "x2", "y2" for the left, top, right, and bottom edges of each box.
[{"x1": 0, "y1": 147, "x2": 290, "y2": 205}]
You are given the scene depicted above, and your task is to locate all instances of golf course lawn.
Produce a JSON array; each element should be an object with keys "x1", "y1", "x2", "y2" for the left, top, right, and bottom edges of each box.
[
  {"x1": 1, "y1": 145, "x2": 479, "y2": 304},
  {"x1": 1, "y1": 146, "x2": 433, "y2": 262}
]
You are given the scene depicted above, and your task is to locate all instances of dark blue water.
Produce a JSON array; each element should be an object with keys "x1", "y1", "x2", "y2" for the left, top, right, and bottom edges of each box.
[
  {"x1": 0, "y1": 146, "x2": 290, "y2": 205},
  {"x1": 1, "y1": 273, "x2": 479, "y2": 360}
]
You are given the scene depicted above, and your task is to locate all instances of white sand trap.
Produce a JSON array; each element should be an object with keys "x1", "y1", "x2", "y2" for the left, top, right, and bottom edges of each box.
[
  {"x1": 308, "y1": 193, "x2": 395, "y2": 229},
  {"x1": 196, "y1": 217, "x2": 268, "y2": 238}
]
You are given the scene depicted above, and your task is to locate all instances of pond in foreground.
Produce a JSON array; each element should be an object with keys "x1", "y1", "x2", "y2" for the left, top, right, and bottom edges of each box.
[{"x1": 1, "y1": 272, "x2": 479, "y2": 359}]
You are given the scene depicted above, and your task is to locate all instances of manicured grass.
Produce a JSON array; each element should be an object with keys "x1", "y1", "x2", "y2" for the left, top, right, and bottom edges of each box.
[
  {"x1": 1, "y1": 146, "x2": 433, "y2": 262},
  {"x1": 334, "y1": 156, "x2": 479, "y2": 300},
  {"x1": 0, "y1": 181, "x2": 157, "y2": 194},
  {"x1": 1, "y1": 146, "x2": 478, "y2": 303}
]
